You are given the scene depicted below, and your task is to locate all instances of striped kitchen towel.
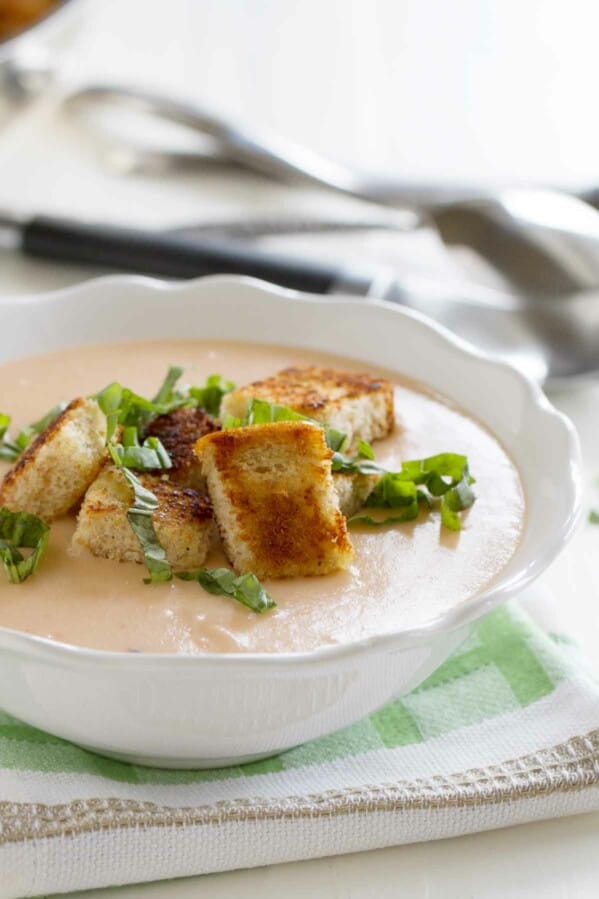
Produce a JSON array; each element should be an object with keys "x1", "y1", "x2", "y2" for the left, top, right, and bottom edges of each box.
[{"x1": 1, "y1": 602, "x2": 599, "y2": 898}]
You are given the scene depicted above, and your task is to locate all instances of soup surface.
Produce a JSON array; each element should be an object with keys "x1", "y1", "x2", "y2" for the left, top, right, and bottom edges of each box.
[{"x1": 0, "y1": 339, "x2": 524, "y2": 654}]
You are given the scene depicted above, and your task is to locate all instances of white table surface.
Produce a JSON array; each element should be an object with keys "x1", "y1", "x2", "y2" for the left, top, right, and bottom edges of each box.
[{"x1": 2, "y1": 1, "x2": 599, "y2": 896}]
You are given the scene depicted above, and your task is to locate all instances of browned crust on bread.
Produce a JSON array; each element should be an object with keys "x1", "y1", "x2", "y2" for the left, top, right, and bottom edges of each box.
[
  {"x1": 226, "y1": 365, "x2": 391, "y2": 413},
  {"x1": 81, "y1": 466, "x2": 213, "y2": 526},
  {"x1": 0, "y1": 397, "x2": 107, "y2": 520},
  {"x1": 196, "y1": 421, "x2": 353, "y2": 578},
  {"x1": 0, "y1": 397, "x2": 85, "y2": 493},
  {"x1": 74, "y1": 466, "x2": 213, "y2": 568},
  {"x1": 220, "y1": 366, "x2": 395, "y2": 448},
  {"x1": 148, "y1": 477, "x2": 213, "y2": 525},
  {"x1": 143, "y1": 407, "x2": 219, "y2": 487}
]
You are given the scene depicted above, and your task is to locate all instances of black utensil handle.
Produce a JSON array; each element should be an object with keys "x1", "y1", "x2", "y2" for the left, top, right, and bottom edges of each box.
[{"x1": 22, "y1": 215, "x2": 376, "y2": 295}]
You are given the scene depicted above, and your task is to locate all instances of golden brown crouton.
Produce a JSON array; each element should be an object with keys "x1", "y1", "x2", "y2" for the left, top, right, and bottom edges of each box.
[
  {"x1": 333, "y1": 471, "x2": 380, "y2": 519},
  {"x1": 143, "y1": 407, "x2": 220, "y2": 489},
  {"x1": 73, "y1": 466, "x2": 213, "y2": 569},
  {"x1": 196, "y1": 421, "x2": 354, "y2": 579},
  {"x1": 220, "y1": 366, "x2": 395, "y2": 451},
  {"x1": 0, "y1": 398, "x2": 107, "y2": 521}
]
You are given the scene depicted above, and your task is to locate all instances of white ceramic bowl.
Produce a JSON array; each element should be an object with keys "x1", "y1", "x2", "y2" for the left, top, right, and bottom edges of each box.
[{"x1": 0, "y1": 276, "x2": 582, "y2": 767}]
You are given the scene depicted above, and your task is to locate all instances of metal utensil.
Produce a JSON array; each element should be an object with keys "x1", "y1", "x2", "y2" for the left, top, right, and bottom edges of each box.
[
  {"x1": 1, "y1": 208, "x2": 597, "y2": 386},
  {"x1": 62, "y1": 83, "x2": 599, "y2": 300}
]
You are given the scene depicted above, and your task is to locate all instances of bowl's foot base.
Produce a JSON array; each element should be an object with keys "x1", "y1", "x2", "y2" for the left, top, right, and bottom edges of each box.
[{"x1": 77, "y1": 742, "x2": 290, "y2": 770}]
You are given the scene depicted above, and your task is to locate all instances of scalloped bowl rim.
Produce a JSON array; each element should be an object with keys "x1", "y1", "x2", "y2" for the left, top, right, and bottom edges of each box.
[{"x1": 0, "y1": 274, "x2": 583, "y2": 668}]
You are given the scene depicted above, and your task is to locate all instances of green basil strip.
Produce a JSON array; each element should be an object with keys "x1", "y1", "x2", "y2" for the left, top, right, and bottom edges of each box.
[
  {"x1": 230, "y1": 398, "x2": 348, "y2": 452},
  {"x1": 108, "y1": 446, "x2": 172, "y2": 584},
  {"x1": 331, "y1": 455, "x2": 382, "y2": 475},
  {"x1": 440, "y1": 467, "x2": 476, "y2": 532},
  {"x1": 0, "y1": 414, "x2": 19, "y2": 462},
  {"x1": 356, "y1": 439, "x2": 375, "y2": 460},
  {"x1": 96, "y1": 369, "x2": 235, "y2": 436},
  {"x1": 152, "y1": 365, "x2": 185, "y2": 405},
  {"x1": 189, "y1": 374, "x2": 236, "y2": 417},
  {"x1": 222, "y1": 414, "x2": 244, "y2": 429},
  {"x1": 95, "y1": 381, "x2": 186, "y2": 437},
  {"x1": 111, "y1": 428, "x2": 172, "y2": 471},
  {"x1": 95, "y1": 382, "x2": 123, "y2": 442},
  {"x1": 398, "y1": 453, "x2": 470, "y2": 487},
  {"x1": 349, "y1": 506, "x2": 420, "y2": 528},
  {"x1": 176, "y1": 567, "x2": 276, "y2": 613},
  {"x1": 589, "y1": 510, "x2": 599, "y2": 525},
  {"x1": 0, "y1": 508, "x2": 50, "y2": 584},
  {"x1": 0, "y1": 413, "x2": 9, "y2": 441},
  {"x1": 365, "y1": 472, "x2": 417, "y2": 507},
  {"x1": 363, "y1": 456, "x2": 475, "y2": 531}
]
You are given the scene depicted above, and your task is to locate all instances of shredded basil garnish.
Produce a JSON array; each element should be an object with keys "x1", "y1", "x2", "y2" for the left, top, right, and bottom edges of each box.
[
  {"x1": 176, "y1": 567, "x2": 276, "y2": 613},
  {"x1": 0, "y1": 508, "x2": 50, "y2": 584},
  {"x1": 589, "y1": 510, "x2": 599, "y2": 525},
  {"x1": 108, "y1": 446, "x2": 172, "y2": 584},
  {"x1": 188, "y1": 374, "x2": 235, "y2": 417},
  {"x1": 0, "y1": 413, "x2": 17, "y2": 461},
  {"x1": 350, "y1": 453, "x2": 476, "y2": 532},
  {"x1": 0, "y1": 413, "x2": 10, "y2": 442},
  {"x1": 94, "y1": 382, "x2": 123, "y2": 443},
  {"x1": 225, "y1": 398, "x2": 348, "y2": 452},
  {"x1": 152, "y1": 365, "x2": 185, "y2": 406},
  {"x1": 110, "y1": 427, "x2": 172, "y2": 471},
  {"x1": 331, "y1": 439, "x2": 382, "y2": 475},
  {"x1": 95, "y1": 369, "x2": 236, "y2": 437}
]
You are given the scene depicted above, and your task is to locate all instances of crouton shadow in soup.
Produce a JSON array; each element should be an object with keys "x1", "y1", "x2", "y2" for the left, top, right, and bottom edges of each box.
[{"x1": 0, "y1": 336, "x2": 524, "y2": 656}]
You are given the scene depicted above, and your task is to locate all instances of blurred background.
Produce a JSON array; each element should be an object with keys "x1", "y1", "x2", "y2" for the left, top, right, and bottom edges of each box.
[{"x1": 1, "y1": 0, "x2": 599, "y2": 294}]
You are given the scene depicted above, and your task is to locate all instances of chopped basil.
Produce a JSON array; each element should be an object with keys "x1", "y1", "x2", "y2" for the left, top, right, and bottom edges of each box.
[
  {"x1": 0, "y1": 404, "x2": 67, "y2": 462},
  {"x1": 357, "y1": 439, "x2": 375, "y2": 460},
  {"x1": 176, "y1": 567, "x2": 276, "y2": 613},
  {"x1": 95, "y1": 369, "x2": 235, "y2": 437},
  {"x1": 348, "y1": 509, "x2": 420, "y2": 527},
  {"x1": 0, "y1": 508, "x2": 50, "y2": 584},
  {"x1": 152, "y1": 365, "x2": 185, "y2": 405},
  {"x1": 589, "y1": 509, "x2": 599, "y2": 525},
  {"x1": 108, "y1": 446, "x2": 172, "y2": 584},
  {"x1": 227, "y1": 398, "x2": 348, "y2": 452},
  {"x1": 331, "y1": 440, "x2": 383, "y2": 475},
  {"x1": 95, "y1": 382, "x2": 123, "y2": 442},
  {"x1": 95, "y1": 383, "x2": 177, "y2": 434},
  {"x1": 0, "y1": 413, "x2": 10, "y2": 441},
  {"x1": 110, "y1": 427, "x2": 172, "y2": 471},
  {"x1": 0, "y1": 414, "x2": 17, "y2": 461},
  {"x1": 350, "y1": 453, "x2": 475, "y2": 532},
  {"x1": 222, "y1": 414, "x2": 244, "y2": 429},
  {"x1": 439, "y1": 466, "x2": 477, "y2": 531},
  {"x1": 189, "y1": 374, "x2": 235, "y2": 417}
]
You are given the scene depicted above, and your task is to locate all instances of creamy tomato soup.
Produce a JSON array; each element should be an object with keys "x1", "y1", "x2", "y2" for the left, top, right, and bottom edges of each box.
[{"x1": 0, "y1": 340, "x2": 524, "y2": 653}]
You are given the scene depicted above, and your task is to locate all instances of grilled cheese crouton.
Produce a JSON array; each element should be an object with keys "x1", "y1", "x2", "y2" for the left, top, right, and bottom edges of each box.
[
  {"x1": 143, "y1": 407, "x2": 219, "y2": 489},
  {"x1": 221, "y1": 366, "x2": 394, "y2": 451},
  {"x1": 0, "y1": 397, "x2": 107, "y2": 521},
  {"x1": 73, "y1": 466, "x2": 213, "y2": 568},
  {"x1": 334, "y1": 471, "x2": 380, "y2": 519},
  {"x1": 196, "y1": 421, "x2": 354, "y2": 578}
]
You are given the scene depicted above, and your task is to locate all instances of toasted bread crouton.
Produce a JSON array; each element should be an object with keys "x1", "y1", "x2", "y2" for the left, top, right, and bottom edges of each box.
[
  {"x1": 220, "y1": 366, "x2": 394, "y2": 451},
  {"x1": 333, "y1": 471, "x2": 380, "y2": 519},
  {"x1": 196, "y1": 421, "x2": 354, "y2": 579},
  {"x1": 0, "y1": 398, "x2": 107, "y2": 521},
  {"x1": 143, "y1": 407, "x2": 220, "y2": 489},
  {"x1": 73, "y1": 466, "x2": 213, "y2": 568}
]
